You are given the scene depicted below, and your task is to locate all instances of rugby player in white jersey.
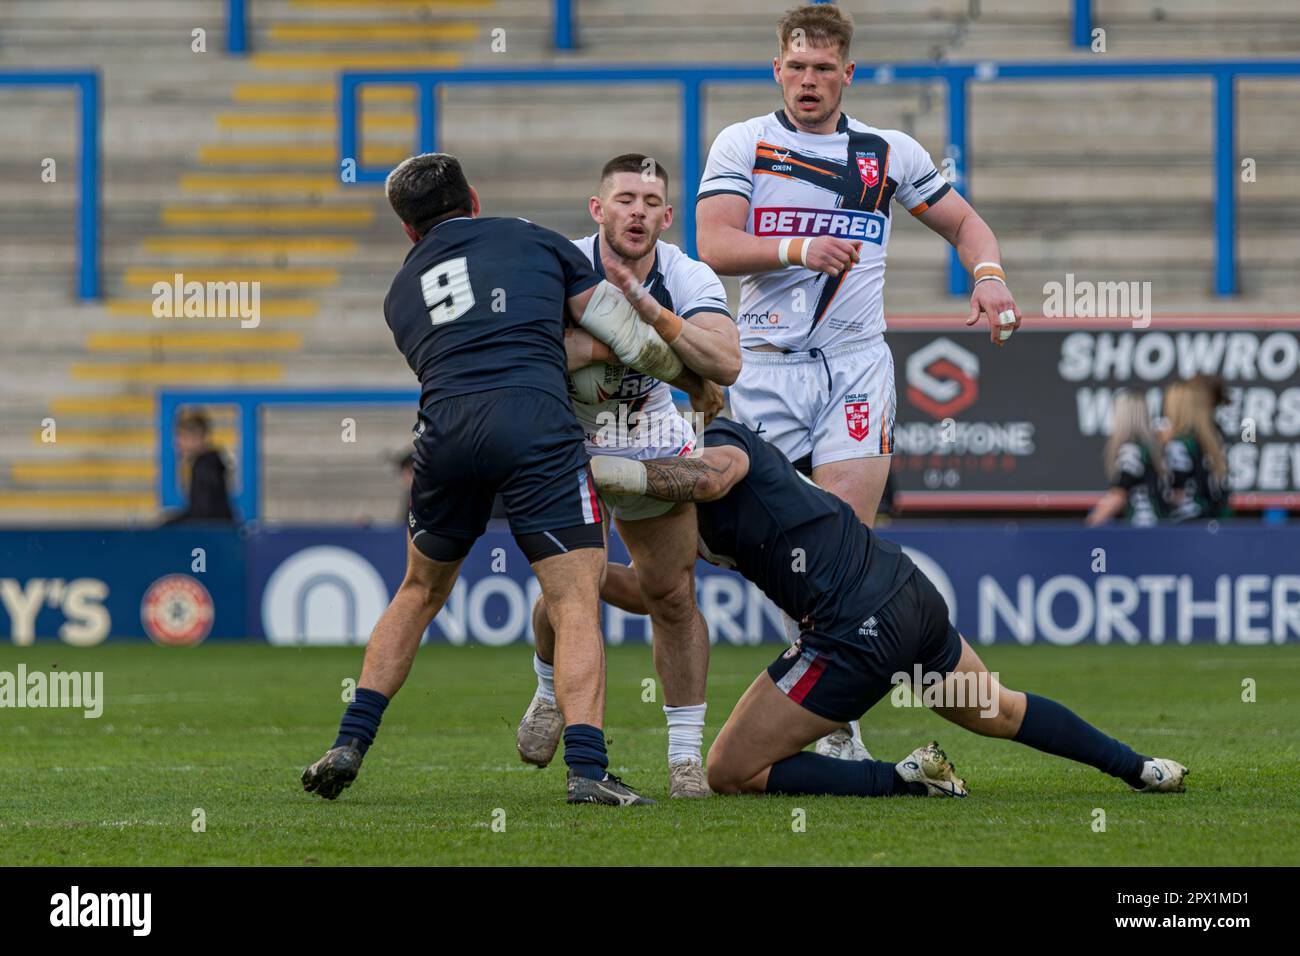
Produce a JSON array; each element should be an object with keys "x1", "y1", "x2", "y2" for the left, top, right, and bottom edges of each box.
[
  {"x1": 517, "y1": 154, "x2": 741, "y2": 798},
  {"x1": 695, "y1": 3, "x2": 1022, "y2": 760}
]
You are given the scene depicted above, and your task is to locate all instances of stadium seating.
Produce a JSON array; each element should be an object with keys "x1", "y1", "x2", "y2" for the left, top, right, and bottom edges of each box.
[{"x1": 2, "y1": 0, "x2": 1298, "y2": 524}]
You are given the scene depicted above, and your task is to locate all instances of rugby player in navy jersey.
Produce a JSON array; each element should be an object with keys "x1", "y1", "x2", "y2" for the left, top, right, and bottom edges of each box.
[
  {"x1": 589, "y1": 419, "x2": 1189, "y2": 798},
  {"x1": 302, "y1": 153, "x2": 696, "y2": 806}
]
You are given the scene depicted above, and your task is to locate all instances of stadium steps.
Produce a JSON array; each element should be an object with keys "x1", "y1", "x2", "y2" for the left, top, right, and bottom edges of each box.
[
  {"x1": 0, "y1": 0, "x2": 509, "y2": 526},
  {"x1": 3, "y1": 0, "x2": 1299, "y2": 524}
]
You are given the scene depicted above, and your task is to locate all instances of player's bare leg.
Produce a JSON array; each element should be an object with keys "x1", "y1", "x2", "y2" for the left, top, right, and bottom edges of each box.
[
  {"x1": 706, "y1": 672, "x2": 964, "y2": 798},
  {"x1": 522, "y1": 559, "x2": 656, "y2": 756},
  {"x1": 804, "y1": 455, "x2": 893, "y2": 759},
  {"x1": 811, "y1": 456, "x2": 891, "y2": 528},
  {"x1": 617, "y1": 503, "x2": 712, "y2": 798},
  {"x1": 531, "y1": 547, "x2": 606, "y2": 729},
  {"x1": 707, "y1": 672, "x2": 841, "y2": 793},
  {"x1": 518, "y1": 596, "x2": 565, "y2": 766},
  {"x1": 522, "y1": 559, "x2": 644, "y2": 767},
  {"x1": 533, "y1": 544, "x2": 653, "y2": 805},
  {"x1": 303, "y1": 536, "x2": 462, "y2": 799},
  {"x1": 930, "y1": 636, "x2": 1188, "y2": 792},
  {"x1": 600, "y1": 561, "x2": 648, "y2": 616},
  {"x1": 357, "y1": 542, "x2": 461, "y2": 698}
]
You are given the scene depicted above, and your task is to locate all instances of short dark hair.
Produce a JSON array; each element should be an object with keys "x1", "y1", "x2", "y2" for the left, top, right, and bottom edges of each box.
[
  {"x1": 778, "y1": 4, "x2": 854, "y2": 59},
  {"x1": 176, "y1": 410, "x2": 211, "y2": 436},
  {"x1": 599, "y1": 153, "x2": 669, "y2": 194},
  {"x1": 385, "y1": 152, "x2": 472, "y2": 237}
]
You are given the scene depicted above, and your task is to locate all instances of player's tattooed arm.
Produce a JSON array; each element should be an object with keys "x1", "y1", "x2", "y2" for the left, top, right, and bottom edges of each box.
[
  {"x1": 591, "y1": 445, "x2": 749, "y2": 502},
  {"x1": 641, "y1": 445, "x2": 750, "y2": 502}
]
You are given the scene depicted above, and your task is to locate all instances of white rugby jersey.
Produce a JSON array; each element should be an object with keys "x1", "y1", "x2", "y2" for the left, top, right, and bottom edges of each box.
[
  {"x1": 568, "y1": 233, "x2": 730, "y2": 441},
  {"x1": 698, "y1": 110, "x2": 952, "y2": 351}
]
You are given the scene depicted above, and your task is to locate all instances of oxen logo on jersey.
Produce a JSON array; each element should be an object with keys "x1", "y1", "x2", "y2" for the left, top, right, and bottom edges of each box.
[
  {"x1": 905, "y1": 338, "x2": 980, "y2": 419},
  {"x1": 844, "y1": 394, "x2": 870, "y2": 442},
  {"x1": 856, "y1": 152, "x2": 879, "y2": 187},
  {"x1": 753, "y1": 207, "x2": 885, "y2": 245}
]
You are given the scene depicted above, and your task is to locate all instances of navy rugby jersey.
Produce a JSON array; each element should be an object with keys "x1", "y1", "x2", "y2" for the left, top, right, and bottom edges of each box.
[
  {"x1": 384, "y1": 216, "x2": 601, "y2": 408},
  {"x1": 698, "y1": 417, "x2": 915, "y2": 640}
]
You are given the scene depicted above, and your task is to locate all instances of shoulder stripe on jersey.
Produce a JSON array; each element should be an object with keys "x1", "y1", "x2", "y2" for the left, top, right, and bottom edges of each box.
[
  {"x1": 697, "y1": 187, "x2": 750, "y2": 202},
  {"x1": 912, "y1": 169, "x2": 939, "y2": 189},
  {"x1": 682, "y1": 303, "x2": 730, "y2": 320},
  {"x1": 908, "y1": 181, "x2": 952, "y2": 216},
  {"x1": 707, "y1": 171, "x2": 754, "y2": 184}
]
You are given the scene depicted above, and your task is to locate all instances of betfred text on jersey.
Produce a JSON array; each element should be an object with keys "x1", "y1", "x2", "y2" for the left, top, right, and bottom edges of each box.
[{"x1": 753, "y1": 207, "x2": 886, "y2": 245}]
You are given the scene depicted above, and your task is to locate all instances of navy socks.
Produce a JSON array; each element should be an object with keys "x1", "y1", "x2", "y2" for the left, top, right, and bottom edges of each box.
[
  {"x1": 334, "y1": 687, "x2": 390, "y2": 756},
  {"x1": 765, "y1": 752, "x2": 920, "y2": 797},
  {"x1": 1014, "y1": 692, "x2": 1147, "y2": 787},
  {"x1": 563, "y1": 724, "x2": 609, "y2": 781}
]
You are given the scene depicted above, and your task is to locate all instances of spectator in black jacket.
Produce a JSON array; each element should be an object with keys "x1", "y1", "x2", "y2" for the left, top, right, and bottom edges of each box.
[{"x1": 164, "y1": 410, "x2": 235, "y2": 524}]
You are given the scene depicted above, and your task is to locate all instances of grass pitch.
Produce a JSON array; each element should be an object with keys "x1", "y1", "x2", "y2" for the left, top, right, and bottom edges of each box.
[{"x1": 2, "y1": 642, "x2": 1297, "y2": 866}]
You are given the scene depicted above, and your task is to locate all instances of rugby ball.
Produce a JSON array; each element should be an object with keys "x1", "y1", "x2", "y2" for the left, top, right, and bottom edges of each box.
[{"x1": 568, "y1": 360, "x2": 626, "y2": 405}]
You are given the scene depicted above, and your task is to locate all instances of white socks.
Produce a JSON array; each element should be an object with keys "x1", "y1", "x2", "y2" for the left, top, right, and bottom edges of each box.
[
  {"x1": 533, "y1": 654, "x2": 556, "y2": 704},
  {"x1": 537, "y1": 656, "x2": 706, "y2": 765},
  {"x1": 664, "y1": 703, "x2": 707, "y2": 765}
]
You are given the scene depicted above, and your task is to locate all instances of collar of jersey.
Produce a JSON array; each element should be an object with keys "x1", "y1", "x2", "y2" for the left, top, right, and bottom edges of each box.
[
  {"x1": 591, "y1": 232, "x2": 660, "y2": 288},
  {"x1": 775, "y1": 109, "x2": 850, "y2": 135}
]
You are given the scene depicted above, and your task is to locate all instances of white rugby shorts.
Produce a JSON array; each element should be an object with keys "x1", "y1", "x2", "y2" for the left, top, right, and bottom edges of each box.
[
  {"x1": 729, "y1": 336, "x2": 895, "y2": 468},
  {"x1": 582, "y1": 398, "x2": 697, "y2": 522}
]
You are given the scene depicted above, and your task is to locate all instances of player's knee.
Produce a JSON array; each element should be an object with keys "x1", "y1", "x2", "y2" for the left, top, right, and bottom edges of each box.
[
  {"x1": 400, "y1": 577, "x2": 451, "y2": 614},
  {"x1": 960, "y1": 687, "x2": 1024, "y2": 738},
  {"x1": 706, "y1": 760, "x2": 744, "y2": 796},
  {"x1": 997, "y1": 688, "x2": 1027, "y2": 737},
  {"x1": 705, "y1": 739, "x2": 745, "y2": 795},
  {"x1": 531, "y1": 595, "x2": 550, "y2": 632},
  {"x1": 641, "y1": 572, "x2": 696, "y2": 626}
]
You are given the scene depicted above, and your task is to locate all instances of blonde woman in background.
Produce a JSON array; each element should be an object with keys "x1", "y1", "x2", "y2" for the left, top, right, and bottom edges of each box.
[
  {"x1": 1085, "y1": 390, "x2": 1166, "y2": 527},
  {"x1": 1164, "y1": 380, "x2": 1230, "y2": 521}
]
